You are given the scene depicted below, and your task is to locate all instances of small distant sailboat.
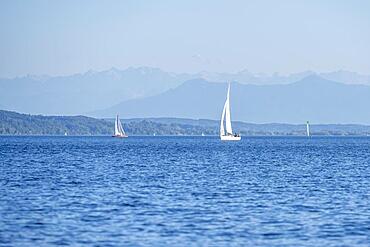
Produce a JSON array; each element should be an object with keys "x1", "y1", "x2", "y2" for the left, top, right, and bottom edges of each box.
[
  {"x1": 306, "y1": 121, "x2": 310, "y2": 137},
  {"x1": 113, "y1": 114, "x2": 127, "y2": 138},
  {"x1": 220, "y1": 83, "x2": 241, "y2": 141}
]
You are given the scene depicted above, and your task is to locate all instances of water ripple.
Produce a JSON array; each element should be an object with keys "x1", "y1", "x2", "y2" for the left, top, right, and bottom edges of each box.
[{"x1": 1, "y1": 136, "x2": 370, "y2": 246}]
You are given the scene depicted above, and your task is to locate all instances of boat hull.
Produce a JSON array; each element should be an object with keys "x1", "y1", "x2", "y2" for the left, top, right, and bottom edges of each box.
[
  {"x1": 220, "y1": 135, "x2": 241, "y2": 141},
  {"x1": 112, "y1": 135, "x2": 128, "y2": 138}
]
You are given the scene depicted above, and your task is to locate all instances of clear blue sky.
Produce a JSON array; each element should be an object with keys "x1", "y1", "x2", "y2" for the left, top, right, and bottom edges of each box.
[{"x1": 0, "y1": 0, "x2": 369, "y2": 77}]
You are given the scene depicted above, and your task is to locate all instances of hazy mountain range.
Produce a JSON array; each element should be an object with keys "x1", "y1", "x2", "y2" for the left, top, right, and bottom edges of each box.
[
  {"x1": 196, "y1": 69, "x2": 370, "y2": 85},
  {"x1": 0, "y1": 67, "x2": 192, "y2": 115},
  {"x1": 1, "y1": 67, "x2": 370, "y2": 123},
  {"x1": 94, "y1": 75, "x2": 370, "y2": 124}
]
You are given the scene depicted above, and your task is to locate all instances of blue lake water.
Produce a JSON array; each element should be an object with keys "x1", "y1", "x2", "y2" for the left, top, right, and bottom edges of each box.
[{"x1": 0, "y1": 136, "x2": 369, "y2": 246}]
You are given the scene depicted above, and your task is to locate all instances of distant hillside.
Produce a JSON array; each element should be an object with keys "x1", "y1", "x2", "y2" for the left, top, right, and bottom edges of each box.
[
  {"x1": 94, "y1": 75, "x2": 370, "y2": 124},
  {"x1": 122, "y1": 118, "x2": 370, "y2": 136},
  {"x1": 0, "y1": 110, "x2": 112, "y2": 135},
  {"x1": 2, "y1": 110, "x2": 370, "y2": 136}
]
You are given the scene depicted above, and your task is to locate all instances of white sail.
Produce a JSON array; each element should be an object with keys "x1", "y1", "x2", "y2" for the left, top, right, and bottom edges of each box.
[
  {"x1": 306, "y1": 121, "x2": 310, "y2": 137},
  {"x1": 220, "y1": 100, "x2": 227, "y2": 136},
  {"x1": 118, "y1": 118, "x2": 126, "y2": 136},
  {"x1": 114, "y1": 115, "x2": 120, "y2": 135},
  {"x1": 114, "y1": 114, "x2": 127, "y2": 137},
  {"x1": 219, "y1": 83, "x2": 240, "y2": 141},
  {"x1": 225, "y1": 84, "x2": 233, "y2": 135}
]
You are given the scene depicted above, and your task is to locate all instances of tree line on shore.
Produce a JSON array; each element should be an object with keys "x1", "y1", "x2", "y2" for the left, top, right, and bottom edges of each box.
[{"x1": 1, "y1": 110, "x2": 370, "y2": 136}]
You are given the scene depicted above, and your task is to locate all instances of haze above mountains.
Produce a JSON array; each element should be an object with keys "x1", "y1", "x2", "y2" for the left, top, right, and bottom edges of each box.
[{"x1": 1, "y1": 67, "x2": 370, "y2": 124}]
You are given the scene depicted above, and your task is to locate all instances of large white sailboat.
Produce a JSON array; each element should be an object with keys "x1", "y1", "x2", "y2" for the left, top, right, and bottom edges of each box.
[
  {"x1": 113, "y1": 114, "x2": 127, "y2": 138},
  {"x1": 220, "y1": 83, "x2": 241, "y2": 141}
]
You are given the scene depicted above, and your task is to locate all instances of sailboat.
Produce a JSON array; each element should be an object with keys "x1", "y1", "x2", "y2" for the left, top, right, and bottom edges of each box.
[
  {"x1": 220, "y1": 83, "x2": 241, "y2": 141},
  {"x1": 306, "y1": 121, "x2": 310, "y2": 137},
  {"x1": 113, "y1": 114, "x2": 128, "y2": 138}
]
